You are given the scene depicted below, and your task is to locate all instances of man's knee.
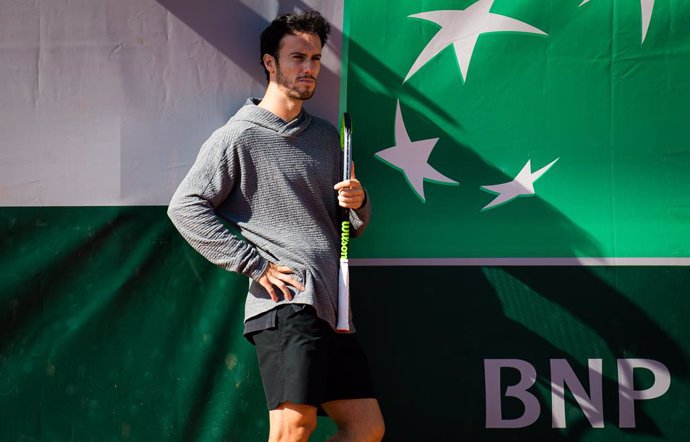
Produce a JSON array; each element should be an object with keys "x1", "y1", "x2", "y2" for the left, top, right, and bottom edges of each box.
[
  {"x1": 270, "y1": 422, "x2": 315, "y2": 442},
  {"x1": 337, "y1": 414, "x2": 385, "y2": 442},
  {"x1": 371, "y1": 417, "x2": 385, "y2": 441},
  {"x1": 269, "y1": 402, "x2": 317, "y2": 442},
  {"x1": 323, "y1": 398, "x2": 384, "y2": 442},
  {"x1": 354, "y1": 418, "x2": 385, "y2": 442}
]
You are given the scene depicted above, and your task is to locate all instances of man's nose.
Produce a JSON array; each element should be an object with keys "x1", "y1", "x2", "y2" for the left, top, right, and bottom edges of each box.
[{"x1": 303, "y1": 60, "x2": 316, "y2": 75}]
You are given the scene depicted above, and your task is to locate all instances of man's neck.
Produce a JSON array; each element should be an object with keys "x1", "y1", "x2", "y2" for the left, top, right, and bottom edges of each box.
[{"x1": 258, "y1": 84, "x2": 303, "y2": 122}]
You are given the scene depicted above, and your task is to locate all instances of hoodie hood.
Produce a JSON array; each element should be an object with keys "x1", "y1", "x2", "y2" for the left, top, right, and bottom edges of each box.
[{"x1": 231, "y1": 98, "x2": 313, "y2": 137}]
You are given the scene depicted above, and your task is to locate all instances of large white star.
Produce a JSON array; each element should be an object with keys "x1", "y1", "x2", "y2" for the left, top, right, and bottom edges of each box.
[
  {"x1": 404, "y1": 0, "x2": 547, "y2": 83},
  {"x1": 579, "y1": 0, "x2": 655, "y2": 44},
  {"x1": 480, "y1": 158, "x2": 559, "y2": 210},
  {"x1": 375, "y1": 102, "x2": 459, "y2": 203}
]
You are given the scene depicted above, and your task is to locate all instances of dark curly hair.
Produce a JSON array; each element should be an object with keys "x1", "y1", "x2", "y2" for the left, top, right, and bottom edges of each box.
[{"x1": 259, "y1": 10, "x2": 331, "y2": 82}]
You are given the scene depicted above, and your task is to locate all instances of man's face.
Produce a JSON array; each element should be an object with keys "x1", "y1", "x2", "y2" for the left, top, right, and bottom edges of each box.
[{"x1": 273, "y1": 32, "x2": 322, "y2": 100}]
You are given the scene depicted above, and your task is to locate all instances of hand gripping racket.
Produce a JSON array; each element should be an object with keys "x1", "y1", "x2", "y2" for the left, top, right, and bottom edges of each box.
[{"x1": 336, "y1": 112, "x2": 352, "y2": 332}]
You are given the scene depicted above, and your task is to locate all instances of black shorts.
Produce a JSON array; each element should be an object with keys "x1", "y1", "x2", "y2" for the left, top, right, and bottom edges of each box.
[{"x1": 249, "y1": 304, "x2": 377, "y2": 413}]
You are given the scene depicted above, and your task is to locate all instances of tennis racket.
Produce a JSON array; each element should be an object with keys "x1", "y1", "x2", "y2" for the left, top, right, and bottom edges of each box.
[{"x1": 336, "y1": 112, "x2": 352, "y2": 332}]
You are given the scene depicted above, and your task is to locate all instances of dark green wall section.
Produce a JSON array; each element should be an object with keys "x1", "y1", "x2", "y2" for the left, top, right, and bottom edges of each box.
[
  {"x1": 352, "y1": 266, "x2": 690, "y2": 441},
  {"x1": 2, "y1": 207, "x2": 689, "y2": 440},
  {"x1": 0, "y1": 207, "x2": 337, "y2": 441}
]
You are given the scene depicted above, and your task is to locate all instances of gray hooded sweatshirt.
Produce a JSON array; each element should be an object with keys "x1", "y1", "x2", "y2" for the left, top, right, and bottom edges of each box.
[{"x1": 168, "y1": 99, "x2": 370, "y2": 331}]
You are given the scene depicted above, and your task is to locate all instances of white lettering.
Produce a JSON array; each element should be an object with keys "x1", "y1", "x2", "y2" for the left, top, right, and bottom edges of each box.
[
  {"x1": 550, "y1": 359, "x2": 604, "y2": 428},
  {"x1": 484, "y1": 359, "x2": 540, "y2": 428},
  {"x1": 484, "y1": 358, "x2": 671, "y2": 429},
  {"x1": 617, "y1": 359, "x2": 671, "y2": 428}
]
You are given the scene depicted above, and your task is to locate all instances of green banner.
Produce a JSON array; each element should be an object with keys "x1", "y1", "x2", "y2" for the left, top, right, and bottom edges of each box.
[
  {"x1": 3, "y1": 208, "x2": 688, "y2": 441},
  {"x1": 343, "y1": 0, "x2": 690, "y2": 260}
]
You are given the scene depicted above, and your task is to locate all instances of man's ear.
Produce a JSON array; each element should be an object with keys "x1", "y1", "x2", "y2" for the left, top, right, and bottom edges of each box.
[{"x1": 263, "y1": 54, "x2": 276, "y2": 74}]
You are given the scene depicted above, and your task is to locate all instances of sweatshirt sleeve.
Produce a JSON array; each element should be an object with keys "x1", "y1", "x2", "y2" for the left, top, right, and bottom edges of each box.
[
  {"x1": 349, "y1": 189, "x2": 371, "y2": 238},
  {"x1": 167, "y1": 128, "x2": 268, "y2": 281}
]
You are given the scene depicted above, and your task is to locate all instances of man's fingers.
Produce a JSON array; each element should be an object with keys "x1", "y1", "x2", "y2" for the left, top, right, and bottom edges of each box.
[
  {"x1": 338, "y1": 186, "x2": 364, "y2": 194},
  {"x1": 338, "y1": 196, "x2": 364, "y2": 204},
  {"x1": 338, "y1": 190, "x2": 364, "y2": 199},
  {"x1": 292, "y1": 278, "x2": 306, "y2": 292},
  {"x1": 269, "y1": 275, "x2": 293, "y2": 301},
  {"x1": 337, "y1": 186, "x2": 365, "y2": 208},
  {"x1": 275, "y1": 273, "x2": 305, "y2": 292},
  {"x1": 260, "y1": 263, "x2": 304, "y2": 301},
  {"x1": 261, "y1": 280, "x2": 279, "y2": 302},
  {"x1": 274, "y1": 265, "x2": 294, "y2": 273},
  {"x1": 272, "y1": 265, "x2": 305, "y2": 288},
  {"x1": 336, "y1": 189, "x2": 364, "y2": 200},
  {"x1": 267, "y1": 275, "x2": 291, "y2": 301},
  {"x1": 333, "y1": 178, "x2": 362, "y2": 190}
]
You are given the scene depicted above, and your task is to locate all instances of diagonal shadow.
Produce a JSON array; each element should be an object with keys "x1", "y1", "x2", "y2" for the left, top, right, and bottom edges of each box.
[
  {"x1": 352, "y1": 265, "x2": 689, "y2": 441},
  {"x1": 154, "y1": 0, "x2": 341, "y2": 121},
  {"x1": 154, "y1": 0, "x2": 457, "y2": 125}
]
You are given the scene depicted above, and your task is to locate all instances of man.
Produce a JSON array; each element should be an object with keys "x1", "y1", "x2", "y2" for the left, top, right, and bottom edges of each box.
[{"x1": 167, "y1": 10, "x2": 384, "y2": 442}]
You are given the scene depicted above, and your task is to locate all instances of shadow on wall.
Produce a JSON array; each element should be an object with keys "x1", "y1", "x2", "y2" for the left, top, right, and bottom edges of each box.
[
  {"x1": 353, "y1": 265, "x2": 690, "y2": 442},
  {"x1": 155, "y1": 0, "x2": 342, "y2": 123}
]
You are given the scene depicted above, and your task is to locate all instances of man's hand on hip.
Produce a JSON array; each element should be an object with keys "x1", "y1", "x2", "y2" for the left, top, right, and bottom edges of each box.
[{"x1": 258, "y1": 262, "x2": 305, "y2": 302}]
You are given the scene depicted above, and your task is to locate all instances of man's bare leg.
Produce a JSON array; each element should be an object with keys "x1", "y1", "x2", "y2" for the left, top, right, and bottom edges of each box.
[
  {"x1": 322, "y1": 398, "x2": 385, "y2": 442},
  {"x1": 268, "y1": 402, "x2": 318, "y2": 442}
]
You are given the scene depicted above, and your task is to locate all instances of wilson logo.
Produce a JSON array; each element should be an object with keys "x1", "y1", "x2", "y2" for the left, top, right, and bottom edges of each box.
[{"x1": 340, "y1": 221, "x2": 350, "y2": 259}]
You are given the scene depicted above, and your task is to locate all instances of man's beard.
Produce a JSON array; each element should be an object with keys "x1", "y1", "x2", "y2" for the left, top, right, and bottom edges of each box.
[{"x1": 276, "y1": 64, "x2": 316, "y2": 100}]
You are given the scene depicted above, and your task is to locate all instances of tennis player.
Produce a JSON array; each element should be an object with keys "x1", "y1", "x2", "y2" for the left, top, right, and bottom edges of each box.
[{"x1": 167, "y1": 10, "x2": 384, "y2": 442}]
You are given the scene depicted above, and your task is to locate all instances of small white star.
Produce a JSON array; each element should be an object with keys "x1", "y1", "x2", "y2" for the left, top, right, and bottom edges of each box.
[
  {"x1": 579, "y1": 0, "x2": 655, "y2": 44},
  {"x1": 375, "y1": 101, "x2": 459, "y2": 203},
  {"x1": 481, "y1": 158, "x2": 559, "y2": 210},
  {"x1": 405, "y1": 0, "x2": 547, "y2": 82}
]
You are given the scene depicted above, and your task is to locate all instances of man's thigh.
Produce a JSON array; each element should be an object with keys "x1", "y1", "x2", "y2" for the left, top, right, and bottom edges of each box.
[
  {"x1": 321, "y1": 332, "x2": 377, "y2": 405},
  {"x1": 252, "y1": 305, "x2": 330, "y2": 410},
  {"x1": 252, "y1": 306, "x2": 378, "y2": 409}
]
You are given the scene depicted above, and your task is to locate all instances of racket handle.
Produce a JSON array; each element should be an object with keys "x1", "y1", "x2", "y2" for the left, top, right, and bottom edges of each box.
[{"x1": 336, "y1": 258, "x2": 350, "y2": 332}]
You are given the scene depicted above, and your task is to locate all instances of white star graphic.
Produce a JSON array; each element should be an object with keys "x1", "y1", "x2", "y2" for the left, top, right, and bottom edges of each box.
[
  {"x1": 579, "y1": 0, "x2": 655, "y2": 44},
  {"x1": 480, "y1": 158, "x2": 559, "y2": 210},
  {"x1": 375, "y1": 101, "x2": 459, "y2": 203},
  {"x1": 404, "y1": 0, "x2": 547, "y2": 83}
]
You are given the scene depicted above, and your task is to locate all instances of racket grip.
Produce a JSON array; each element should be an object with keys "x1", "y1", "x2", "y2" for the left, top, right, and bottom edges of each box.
[{"x1": 336, "y1": 258, "x2": 350, "y2": 332}]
